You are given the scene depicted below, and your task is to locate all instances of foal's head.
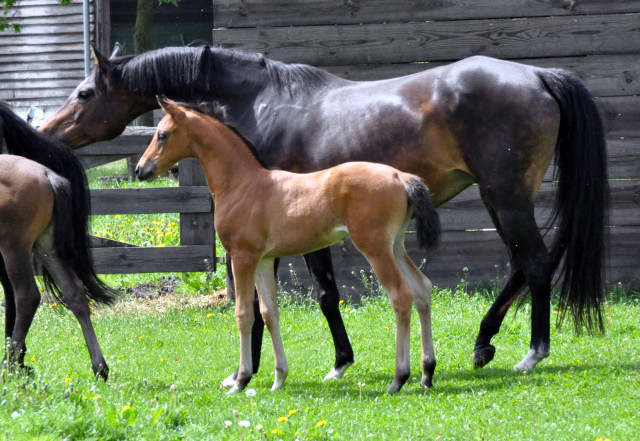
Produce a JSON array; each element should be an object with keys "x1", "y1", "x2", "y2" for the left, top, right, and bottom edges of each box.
[{"x1": 135, "y1": 97, "x2": 193, "y2": 181}]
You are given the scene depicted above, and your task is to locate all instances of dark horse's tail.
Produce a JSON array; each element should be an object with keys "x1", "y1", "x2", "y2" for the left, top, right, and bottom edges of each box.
[
  {"x1": 0, "y1": 101, "x2": 116, "y2": 305},
  {"x1": 537, "y1": 70, "x2": 609, "y2": 333},
  {"x1": 400, "y1": 175, "x2": 441, "y2": 251}
]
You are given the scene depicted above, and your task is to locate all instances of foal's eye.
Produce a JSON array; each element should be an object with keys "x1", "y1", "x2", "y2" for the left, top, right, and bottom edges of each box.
[
  {"x1": 157, "y1": 131, "x2": 168, "y2": 142},
  {"x1": 77, "y1": 89, "x2": 94, "y2": 101}
]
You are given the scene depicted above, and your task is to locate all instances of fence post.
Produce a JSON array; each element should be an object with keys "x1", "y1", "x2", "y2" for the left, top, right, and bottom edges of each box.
[{"x1": 178, "y1": 158, "x2": 216, "y2": 270}]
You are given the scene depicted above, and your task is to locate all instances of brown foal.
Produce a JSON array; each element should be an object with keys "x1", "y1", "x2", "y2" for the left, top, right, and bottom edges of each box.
[{"x1": 136, "y1": 98, "x2": 441, "y2": 393}]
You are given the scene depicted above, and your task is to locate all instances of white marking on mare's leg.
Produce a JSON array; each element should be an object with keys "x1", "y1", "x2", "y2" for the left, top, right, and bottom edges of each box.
[
  {"x1": 220, "y1": 372, "x2": 237, "y2": 388},
  {"x1": 513, "y1": 348, "x2": 550, "y2": 371},
  {"x1": 323, "y1": 361, "x2": 354, "y2": 381}
]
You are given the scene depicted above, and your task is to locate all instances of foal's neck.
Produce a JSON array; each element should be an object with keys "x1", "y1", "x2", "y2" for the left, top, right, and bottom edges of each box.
[{"x1": 187, "y1": 113, "x2": 269, "y2": 198}]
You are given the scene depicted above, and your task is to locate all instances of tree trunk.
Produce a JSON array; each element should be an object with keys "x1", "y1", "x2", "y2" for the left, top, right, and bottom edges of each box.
[{"x1": 133, "y1": 0, "x2": 155, "y2": 128}]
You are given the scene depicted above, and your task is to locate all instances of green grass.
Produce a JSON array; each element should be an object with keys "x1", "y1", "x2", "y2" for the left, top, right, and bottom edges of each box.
[{"x1": 0, "y1": 287, "x2": 638, "y2": 440}]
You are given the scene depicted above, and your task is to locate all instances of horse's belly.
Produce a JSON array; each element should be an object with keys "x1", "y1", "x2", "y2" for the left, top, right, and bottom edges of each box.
[{"x1": 263, "y1": 223, "x2": 349, "y2": 258}]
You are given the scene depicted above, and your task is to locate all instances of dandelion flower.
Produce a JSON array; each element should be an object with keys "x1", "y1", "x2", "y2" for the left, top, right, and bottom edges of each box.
[
  {"x1": 271, "y1": 429, "x2": 282, "y2": 435},
  {"x1": 288, "y1": 409, "x2": 297, "y2": 416},
  {"x1": 224, "y1": 420, "x2": 232, "y2": 427},
  {"x1": 278, "y1": 416, "x2": 289, "y2": 423},
  {"x1": 238, "y1": 420, "x2": 250, "y2": 428},
  {"x1": 315, "y1": 419, "x2": 327, "y2": 427},
  {"x1": 245, "y1": 388, "x2": 257, "y2": 397}
]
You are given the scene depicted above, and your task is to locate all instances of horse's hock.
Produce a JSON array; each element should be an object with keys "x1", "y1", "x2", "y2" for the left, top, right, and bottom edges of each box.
[{"x1": 76, "y1": 126, "x2": 217, "y2": 274}]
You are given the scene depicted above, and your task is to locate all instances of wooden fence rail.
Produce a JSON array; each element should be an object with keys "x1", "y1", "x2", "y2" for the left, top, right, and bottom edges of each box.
[{"x1": 76, "y1": 127, "x2": 217, "y2": 274}]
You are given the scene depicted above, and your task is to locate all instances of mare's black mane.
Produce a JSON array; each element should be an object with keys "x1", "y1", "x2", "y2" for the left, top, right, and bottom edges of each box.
[{"x1": 106, "y1": 46, "x2": 330, "y2": 98}]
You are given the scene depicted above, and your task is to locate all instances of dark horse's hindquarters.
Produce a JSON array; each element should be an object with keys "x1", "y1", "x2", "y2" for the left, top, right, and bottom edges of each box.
[{"x1": 40, "y1": 46, "x2": 608, "y2": 379}]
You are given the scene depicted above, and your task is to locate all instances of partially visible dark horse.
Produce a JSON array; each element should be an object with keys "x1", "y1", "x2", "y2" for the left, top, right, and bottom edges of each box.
[
  {"x1": 0, "y1": 102, "x2": 116, "y2": 378},
  {"x1": 41, "y1": 45, "x2": 608, "y2": 379}
]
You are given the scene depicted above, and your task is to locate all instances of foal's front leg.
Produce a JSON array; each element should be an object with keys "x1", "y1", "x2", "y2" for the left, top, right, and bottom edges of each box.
[
  {"x1": 228, "y1": 256, "x2": 259, "y2": 394},
  {"x1": 255, "y1": 259, "x2": 288, "y2": 391}
]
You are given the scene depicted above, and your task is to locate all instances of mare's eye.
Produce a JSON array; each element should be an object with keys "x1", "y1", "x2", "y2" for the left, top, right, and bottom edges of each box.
[
  {"x1": 77, "y1": 89, "x2": 94, "y2": 101},
  {"x1": 157, "y1": 131, "x2": 169, "y2": 142}
]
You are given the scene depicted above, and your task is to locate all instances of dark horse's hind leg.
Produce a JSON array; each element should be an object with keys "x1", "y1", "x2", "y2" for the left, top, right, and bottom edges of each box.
[
  {"x1": 303, "y1": 248, "x2": 354, "y2": 380},
  {"x1": 473, "y1": 197, "x2": 553, "y2": 371}
]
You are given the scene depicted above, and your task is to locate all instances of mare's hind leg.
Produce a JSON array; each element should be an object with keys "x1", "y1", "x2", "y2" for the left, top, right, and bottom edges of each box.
[
  {"x1": 394, "y1": 242, "x2": 436, "y2": 388},
  {"x1": 0, "y1": 246, "x2": 41, "y2": 373},
  {"x1": 255, "y1": 258, "x2": 288, "y2": 391},
  {"x1": 34, "y1": 234, "x2": 109, "y2": 380},
  {"x1": 475, "y1": 197, "x2": 553, "y2": 371},
  {"x1": 303, "y1": 249, "x2": 354, "y2": 381}
]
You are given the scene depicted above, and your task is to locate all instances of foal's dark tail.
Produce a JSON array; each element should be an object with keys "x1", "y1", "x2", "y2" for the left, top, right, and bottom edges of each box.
[
  {"x1": 537, "y1": 69, "x2": 609, "y2": 333},
  {"x1": 0, "y1": 101, "x2": 116, "y2": 306},
  {"x1": 400, "y1": 175, "x2": 441, "y2": 251}
]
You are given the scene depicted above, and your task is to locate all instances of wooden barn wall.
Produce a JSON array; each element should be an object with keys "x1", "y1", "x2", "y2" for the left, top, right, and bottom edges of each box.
[
  {"x1": 0, "y1": 0, "x2": 95, "y2": 119},
  {"x1": 212, "y1": 0, "x2": 640, "y2": 296}
]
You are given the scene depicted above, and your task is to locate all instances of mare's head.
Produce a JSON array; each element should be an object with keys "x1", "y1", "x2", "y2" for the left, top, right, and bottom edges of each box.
[
  {"x1": 136, "y1": 98, "x2": 192, "y2": 181},
  {"x1": 40, "y1": 44, "x2": 150, "y2": 148}
]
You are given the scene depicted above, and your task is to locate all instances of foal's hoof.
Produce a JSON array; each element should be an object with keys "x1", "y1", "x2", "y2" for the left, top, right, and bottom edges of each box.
[{"x1": 473, "y1": 344, "x2": 496, "y2": 369}]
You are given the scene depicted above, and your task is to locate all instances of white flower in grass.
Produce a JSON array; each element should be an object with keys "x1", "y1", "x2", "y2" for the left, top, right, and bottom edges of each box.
[
  {"x1": 245, "y1": 388, "x2": 257, "y2": 397},
  {"x1": 238, "y1": 420, "x2": 250, "y2": 428},
  {"x1": 224, "y1": 420, "x2": 232, "y2": 427}
]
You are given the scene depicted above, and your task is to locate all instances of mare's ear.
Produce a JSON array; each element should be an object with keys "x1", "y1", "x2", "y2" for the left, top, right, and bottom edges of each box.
[
  {"x1": 157, "y1": 96, "x2": 186, "y2": 121},
  {"x1": 91, "y1": 44, "x2": 112, "y2": 76},
  {"x1": 110, "y1": 42, "x2": 125, "y2": 59}
]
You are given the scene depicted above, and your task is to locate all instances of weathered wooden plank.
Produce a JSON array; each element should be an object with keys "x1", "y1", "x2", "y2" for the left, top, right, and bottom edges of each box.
[
  {"x1": 90, "y1": 187, "x2": 213, "y2": 215},
  {"x1": 212, "y1": 14, "x2": 640, "y2": 65},
  {"x1": 90, "y1": 245, "x2": 215, "y2": 274},
  {"x1": 213, "y1": 0, "x2": 640, "y2": 28},
  {"x1": 434, "y1": 179, "x2": 639, "y2": 232},
  {"x1": 179, "y1": 158, "x2": 216, "y2": 248},
  {"x1": 597, "y1": 96, "x2": 640, "y2": 139},
  {"x1": 0, "y1": 33, "x2": 85, "y2": 47},
  {"x1": 0, "y1": 79, "x2": 85, "y2": 89},
  {"x1": 278, "y1": 225, "x2": 640, "y2": 294},
  {"x1": 323, "y1": 54, "x2": 640, "y2": 98},
  {"x1": 0, "y1": 52, "x2": 85, "y2": 64}
]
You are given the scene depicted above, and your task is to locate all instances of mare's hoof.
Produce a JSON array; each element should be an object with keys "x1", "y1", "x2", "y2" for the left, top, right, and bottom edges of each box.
[
  {"x1": 94, "y1": 361, "x2": 109, "y2": 381},
  {"x1": 323, "y1": 361, "x2": 353, "y2": 382},
  {"x1": 473, "y1": 344, "x2": 496, "y2": 369},
  {"x1": 220, "y1": 372, "x2": 238, "y2": 389}
]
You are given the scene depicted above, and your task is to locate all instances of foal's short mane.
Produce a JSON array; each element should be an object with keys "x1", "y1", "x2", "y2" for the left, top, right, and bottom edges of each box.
[
  {"x1": 173, "y1": 100, "x2": 273, "y2": 170},
  {"x1": 106, "y1": 46, "x2": 329, "y2": 98}
]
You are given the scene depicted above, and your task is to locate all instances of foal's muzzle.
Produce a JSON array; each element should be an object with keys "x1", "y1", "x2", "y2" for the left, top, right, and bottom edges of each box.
[{"x1": 135, "y1": 161, "x2": 157, "y2": 181}]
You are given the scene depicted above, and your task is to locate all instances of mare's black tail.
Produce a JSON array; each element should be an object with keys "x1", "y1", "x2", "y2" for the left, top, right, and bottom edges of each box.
[
  {"x1": 537, "y1": 69, "x2": 609, "y2": 333},
  {"x1": 400, "y1": 175, "x2": 441, "y2": 251},
  {"x1": 0, "y1": 101, "x2": 116, "y2": 305}
]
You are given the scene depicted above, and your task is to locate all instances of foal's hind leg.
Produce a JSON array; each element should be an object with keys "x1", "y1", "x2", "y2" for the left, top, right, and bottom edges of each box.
[
  {"x1": 34, "y1": 236, "x2": 109, "y2": 380},
  {"x1": 255, "y1": 258, "x2": 288, "y2": 391},
  {"x1": 303, "y1": 249, "x2": 354, "y2": 381},
  {"x1": 356, "y1": 243, "x2": 413, "y2": 393},
  {"x1": 0, "y1": 246, "x2": 41, "y2": 373},
  {"x1": 394, "y1": 242, "x2": 436, "y2": 388}
]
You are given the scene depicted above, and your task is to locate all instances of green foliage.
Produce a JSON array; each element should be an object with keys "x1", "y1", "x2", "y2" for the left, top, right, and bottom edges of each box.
[{"x1": 1, "y1": 0, "x2": 71, "y2": 32}]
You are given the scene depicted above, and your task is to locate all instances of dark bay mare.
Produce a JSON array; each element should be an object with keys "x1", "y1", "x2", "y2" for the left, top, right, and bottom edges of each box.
[
  {"x1": 1, "y1": 102, "x2": 116, "y2": 379},
  {"x1": 40, "y1": 44, "x2": 609, "y2": 378}
]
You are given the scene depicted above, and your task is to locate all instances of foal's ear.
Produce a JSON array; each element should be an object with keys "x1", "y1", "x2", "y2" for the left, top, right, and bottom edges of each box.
[
  {"x1": 91, "y1": 44, "x2": 112, "y2": 76},
  {"x1": 157, "y1": 97, "x2": 186, "y2": 121}
]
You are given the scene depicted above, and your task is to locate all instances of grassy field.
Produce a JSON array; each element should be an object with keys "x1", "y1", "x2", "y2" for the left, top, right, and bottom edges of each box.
[
  {"x1": 0, "y1": 286, "x2": 638, "y2": 440},
  {"x1": 0, "y1": 160, "x2": 639, "y2": 440}
]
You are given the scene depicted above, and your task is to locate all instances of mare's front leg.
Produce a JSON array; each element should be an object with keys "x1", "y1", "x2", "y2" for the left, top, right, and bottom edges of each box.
[
  {"x1": 255, "y1": 259, "x2": 288, "y2": 391},
  {"x1": 303, "y1": 248, "x2": 354, "y2": 381},
  {"x1": 228, "y1": 255, "x2": 259, "y2": 394}
]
